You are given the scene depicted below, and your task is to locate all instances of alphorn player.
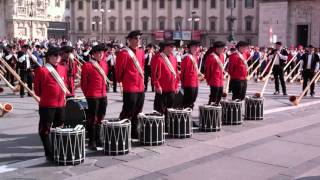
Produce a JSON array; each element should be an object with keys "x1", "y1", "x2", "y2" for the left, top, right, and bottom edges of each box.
[
  {"x1": 227, "y1": 41, "x2": 250, "y2": 101},
  {"x1": 59, "y1": 46, "x2": 78, "y2": 98},
  {"x1": 81, "y1": 44, "x2": 108, "y2": 150},
  {"x1": 116, "y1": 30, "x2": 145, "y2": 139},
  {"x1": 268, "y1": 42, "x2": 288, "y2": 95},
  {"x1": 299, "y1": 45, "x2": 320, "y2": 97},
  {"x1": 34, "y1": 47, "x2": 68, "y2": 161},
  {"x1": 181, "y1": 40, "x2": 201, "y2": 109},
  {"x1": 151, "y1": 41, "x2": 179, "y2": 113},
  {"x1": 204, "y1": 41, "x2": 226, "y2": 105}
]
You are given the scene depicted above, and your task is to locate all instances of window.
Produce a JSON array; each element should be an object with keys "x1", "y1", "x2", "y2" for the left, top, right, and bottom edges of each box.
[
  {"x1": 159, "y1": 20, "x2": 165, "y2": 30},
  {"x1": 92, "y1": 16, "x2": 100, "y2": 31},
  {"x1": 110, "y1": 0, "x2": 115, "y2": 9},
  {"x1": 159, "y1": 0, "x2": 165, "y2": 9},
  {"x1": 193, "y1": 21, "x2": 199, "y2": 30},
  {"x1": 18, "y1": 0, "x2": 23, "y2": 6},
  {"x1": 78, "y1": 21, "x2": 84, "y2": 31},
  {"x1": 92, "y1": 0, "x2": 99, "y2": 10},
  {"x1": 142, "y1": 0, "x2": 148, "y2": 9},
  {"x1": 245, "y1": 16, "x2": 253, "y2": 32},
  {"x1": 65, "y1": 0, "x2": 70, "y2": 9},
  {"x1": 210, "y1": 21, "x2": 216, "y2": 31},
  {"x1": 110, "y1": 21, "x2": 115, "y2": 32},
  {"x1": 176, "y1": 0, "x2": 182, "y2": 9},
  {"x1": 126, "y1": 0, "x2": 131, "y2": 9},
  {"x1": 126, "y1": 21, "x2": 132, "y2": 31},
  {"x1": 245, "y1": 38, "x2": 252, "y2": 44},
  {"x1": 245, "y1": 0, "x2": 254, "y2": 8},
  {"x1": 142, "y1": 21, "x2": 148, "y2": 31},
  {"x1": 210, "y1": 0, "x2": 216, "y2": 8},
  {"x1": 175, "y1": 20, "x2": 182, "y2": 30},
  {"x1": 193, "y1": 0, "x2": 199, "y2": 8},
  {"x1": 55, "y1": 0, "x2": 60, "y2": 7},
  {"x1": 226, "y1": 0, "x2": 236, "y2": 8},
  {"x1": 78, "y1": 0, "x2": 83, "y2": 10}
]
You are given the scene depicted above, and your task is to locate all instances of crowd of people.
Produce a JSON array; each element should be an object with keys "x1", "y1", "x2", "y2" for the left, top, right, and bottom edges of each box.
[{"x1": 1, "y1": 31, "x2": 319, "y2": 161}]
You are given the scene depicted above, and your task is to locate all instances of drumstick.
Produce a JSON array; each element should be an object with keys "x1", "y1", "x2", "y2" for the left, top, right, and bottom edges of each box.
[
  {"x1": 284, "y1": 61, "x2": 302, "y2": 81},
  {"x1": 289, "y1": 71, "x2": 320, "y2": 106},
  {"x1": 254, "y1": 58, "x2": 276, "y2": 98}
]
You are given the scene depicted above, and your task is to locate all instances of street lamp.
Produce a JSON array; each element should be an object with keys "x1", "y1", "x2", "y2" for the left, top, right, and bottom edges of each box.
[
  {"x1": 188, "y1": 11, "x2": 200, "y2": 40},
  {"x1": 27, "y1": 1, "x2": 35, "y2": 40},
  {"x1": 228, "y1": 0, "x2": 236, "y2": 42},
  {"x1": 95, "y1": 7, "x2": 111, "y2": 42}
]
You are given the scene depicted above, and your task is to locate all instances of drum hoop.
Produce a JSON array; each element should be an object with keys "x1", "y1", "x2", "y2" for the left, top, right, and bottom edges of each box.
[
  {"x1": 199, "y1": 105, "x2": 222, "y2": 110},
  {"x1": 52, "y1": 128, "x2": 85, "y2": 134},
  {"x1": 102, "y1": 119, "x2": 131, "y2": 127},
  {"x1": 167, "y1": 108, "x2": 192, "y2": 114}
]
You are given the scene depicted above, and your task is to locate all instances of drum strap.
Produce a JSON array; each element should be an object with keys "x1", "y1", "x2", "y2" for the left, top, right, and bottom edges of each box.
[
  {"x1": 89, "y1": 60, "x2": 108, "y2": 83},
  {"x1": 45, "y1": 63, "x2": 70, "y2": 94},
  {"x1": 160, "y1": 52, "x2": 176, "y2": 79},
  {"x1": 211, "y1": 52, "x2": 225, "y2": 74},
  {"x1": 187, "y1": 54, "x2": 201, "y2": 75},
  {"x1": 236, "y1": 51, "x2": 249, "y2": 71},
  {"x1": 124, "y1": 47, "x2": 144, "y2": 78}
]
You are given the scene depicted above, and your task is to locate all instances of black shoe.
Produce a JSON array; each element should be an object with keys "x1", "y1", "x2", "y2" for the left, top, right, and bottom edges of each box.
[
  {"x1": 311, "y1": 93, "x2": 315, "y2": 97},
  {"x1": 283, "y1": 92, "x2": 287, "y2": 96},
  {"x1": 192, "y1": 121, "x2": 199, "y2": 127},
  {"x1": 20, "y1": 95, "x2": 25, "y2": 98},
  {"x1": 273, "y1": 91, "x2": 280, "y2": 95}
]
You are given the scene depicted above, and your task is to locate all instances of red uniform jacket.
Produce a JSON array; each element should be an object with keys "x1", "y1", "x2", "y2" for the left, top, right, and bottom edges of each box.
[
  {"x1": 59, "y1": 59, "x2": 78, "y2": 97},
  {"x1": 151, "y1": 52, "x2": 179, "y2": 92},
  {"x1": 227, "y1": 52, "x2": 249, "y2": 80},
  {"x1": 205, "y1": 53, "x2": 225, "y2": 87},
  {"x1": 181, "y1": 54, "x2": 199, "y2": 88},
  {"x1": 34, "y1": 64, "x2": 67, "y2": 108},
  {"x1": 81, "y1": 59, "x2": 108, "y2": 98},
  {"x1": 115, "y1": 48, "x2": 145, "y2": 92}
]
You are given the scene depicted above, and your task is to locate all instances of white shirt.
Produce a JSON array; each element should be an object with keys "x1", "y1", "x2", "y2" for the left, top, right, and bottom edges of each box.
[
  {"x1": 107, "y1": 54, "x2": 116, "y2": 66},
  {"x1": 307, "y1": 54, "x2": 312, "y2": 69}
]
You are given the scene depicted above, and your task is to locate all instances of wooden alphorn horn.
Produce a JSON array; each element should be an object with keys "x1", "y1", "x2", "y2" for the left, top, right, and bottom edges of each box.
[
  {"x1": 289, "y1": 71, "x2": 320, "y2": 106},
  {"x1": 254, "y1": 59, "x2": 276, "y2": 98},
  {"x1": 247, "y1": 57, "x2": 260, "y2": 72},
  {"x1": 0, "y1": 57, "x2": 40, "y2": 102},
  {"x1": 222, "y1": 75, "x2": 230, "y2": 97},
  {"x1": 259, "y1": 58, "x2": 272, "y2": 81},
  {"x1": 290, "y1": 71, "x2": 301, "y2": 83},
  {"x1": 247, "y1": 58, "x2": 263, "y2": 80},
  {"x1": 0, "y1": 69, "x2": 16, "y2": 92},
  {"x1": 284, "y1": 61, "x2": 302, "y2": 82},
  {"x1": 283, "y1": 53, "x2": 298, "y2": 72},
  {"x1": 0, "y1": 64, "x2": 7, "y2": 74}
]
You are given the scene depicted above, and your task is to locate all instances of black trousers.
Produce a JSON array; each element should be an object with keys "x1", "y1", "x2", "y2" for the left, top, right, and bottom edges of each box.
[
  {"x1": 209, "y1": 86, "x2": 223, "y2": 105},
  {"x1": 107, "y1": 67, "x2": 117, "y2": 92},
  {"x1": 230, "y1": 79, "x2": 247, "y2": 100},
  {"x1": 86, "y1": 97, "x2": 108, "y2": 125},
  {"x1": 119, "y1": 92, "x2": 145, "y2": 137},
  {"x1": 154, "y1": 92, "x2": 175, "y2": 114},
  {"x1": 19, "y1": 69, "x2": 33, "y2": 96},
  {"x1": 183, "y1": 87, "x2": 198, "y2": 109},
  {"x1": 273, "y1": 65, "x2": 287, "y2": 93},
  {"x1": 302, "y1": 70, "x2": 316, "y2": 95},
  {"x1": 144, "y1": 66, "x2": 153, "y2": 92}
]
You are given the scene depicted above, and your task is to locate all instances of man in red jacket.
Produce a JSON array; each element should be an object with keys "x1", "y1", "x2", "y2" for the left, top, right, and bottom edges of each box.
[
  {"x1": 115, "y1": 30, "x2": 145, "y2": 139},
  {"x1": 81, "y1": 44, "x2": 108, "y2": 150},
  {"x1": 34, "y1": 47, "x2": 68, "y2": 161},
  {"x1": 227, "y1": 41, "x2": 250, "y2": 100},
  {"x1": 59, "y1": 46, "x2": 78, "y2": 98},
  {"x1": 151, "y1": 41, "x2": 179, "y2": 115},
  {"x1": 181, "y1": 40, "x2": 201, "y2": 109},
  {"x1": 205, "y1": 41, "x2": 226, "y2": 105}
]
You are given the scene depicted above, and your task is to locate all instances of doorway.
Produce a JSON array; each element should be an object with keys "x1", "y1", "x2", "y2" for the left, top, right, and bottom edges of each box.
[{"x1": 296, "y1": 25, "x2": 308, "y2": 47}]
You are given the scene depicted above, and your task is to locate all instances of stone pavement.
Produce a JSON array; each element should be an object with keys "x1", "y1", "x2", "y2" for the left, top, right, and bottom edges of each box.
[{"x1": 1, "y1": 80, "x2": 320, "y2": 180}]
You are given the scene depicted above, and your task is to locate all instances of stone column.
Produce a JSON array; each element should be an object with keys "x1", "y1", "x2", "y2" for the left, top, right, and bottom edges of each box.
[
  {"x1": 186, "y1": 0, "x2": 191, "y2": 30},
  {"x1": 134, "y1": 0, "x2": 139, "y2": 29},
  {"x1": 167, "y1": 0, "x2": 173, "y2": 30},
  {"x1": 151, "y1": 0, "x2": 157, "y2": 31},
  {"x1": 71, "y1": 0, "x2": 76, "y2": 41},
  {"x1": 201, "y1": 0, "x2": 207, "y2": 30},
  {"x1": 86, "y1": 0, "x2": 91, "y2": 34},
  {"x1": 219, "y1": 0, "x2": 225, "y2": 33},
  {"x1": 118, "y1": 0, "x2": 123, "y2": 32},
  {"x1": 237, "y1": 0, "x2": 242, "y2": 33}
]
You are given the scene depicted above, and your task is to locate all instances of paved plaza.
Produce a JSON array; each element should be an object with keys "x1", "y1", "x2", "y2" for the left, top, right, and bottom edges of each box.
[{"x1": 1, "y1": 80, "x2": 320, "y2": 180}]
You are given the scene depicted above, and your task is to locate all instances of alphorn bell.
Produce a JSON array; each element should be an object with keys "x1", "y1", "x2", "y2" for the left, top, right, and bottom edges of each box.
[
  {"x1": 289, "y1": 71, "x2": 320, "y2": 106},
  {"x1": 0, "y1": 103, "x2": 13, "y2": 117},
  {"x1": 284, "y1": 61, "x2": 302, "y2": 82},
  {"x1": 254, "y1": 59, "x2": 276, "y2": 98},
  {"x1": 0, "y1": 57, "x2": 40, "y2": 102}
]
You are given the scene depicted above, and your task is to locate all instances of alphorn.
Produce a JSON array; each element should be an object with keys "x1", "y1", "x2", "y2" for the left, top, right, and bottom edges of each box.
[
  {"x1": 254, "y1": 58, "x2": 276, "y2": 98},
  {"x1": 0, "y1": 69, "x2": 16, "y2": 92},
  {"x1": 0, "y1": 57, "x2": 40, "y2": 102},
  {"x1": 283, "y1": 54, "x2": 298, "y2": 72},
  {"x1": 284, "y1": 61, "x2": 302, "y2": 82},
  {"x1": 222, "y1": 75, "x2": 230, "y2": 97},
  {"x1": 289, "y1": 71, "x2": 320, "y2": 106},
  {"x1": 247, "y1": 57, "x2": 260, "y2": 72},
  {"x1": 259, "y1": 59, "x2": 272, "y2": 80},
  {"x1": 0, "y1": 64, "x2": 7, "y2": 74},
  {"x1": 247, "y1": 58, "x2": 263, "y2": 80},
  {"x1": 290, "y1": 71, "x2": 301, "y2": 83}
]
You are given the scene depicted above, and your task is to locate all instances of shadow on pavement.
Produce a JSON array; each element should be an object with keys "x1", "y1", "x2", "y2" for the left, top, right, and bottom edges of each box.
[{"x1": 295, "y1": 176, "x2": 320, "y2": 180}]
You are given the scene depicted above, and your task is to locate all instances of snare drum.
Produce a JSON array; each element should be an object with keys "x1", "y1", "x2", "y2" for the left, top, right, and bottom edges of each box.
[
  {"x1": 221, "y1": 100, "x2": 243, "y2": 125},
  {"x1": 65, "y1": 97, "x2": 88, "y2": 128},
  {"x1": 51, "y1": 128, "x2": 85, "y2": 165},
  {"x1": 137, "y1": 112, "x2": 165, "y2": 146},
  {"x1": 167, "y1": 108, "x2": 192, "y2": 138},
  {"x1": 102, "y1": 119, "x2": 131, "y2": 156},
  {"x1": 199, "y1": 105, "x2": 222, "y2": 132},
  {"x1": 244, "y1": 97, "x2": 264, "y2": 120}
]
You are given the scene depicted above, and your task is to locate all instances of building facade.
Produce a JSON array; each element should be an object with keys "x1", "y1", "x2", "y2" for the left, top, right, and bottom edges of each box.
[
  {"x1": 68, "y1": 0, "x2": 259, "y2": 46},
  {"x1": 0, "y1": 0, "x2": 68, "y2": 40}
]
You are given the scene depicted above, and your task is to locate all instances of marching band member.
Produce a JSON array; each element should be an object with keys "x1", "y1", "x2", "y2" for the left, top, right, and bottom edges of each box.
[
  {"x1": 227, "y1": 41, "x2": 250, "y2": 100},
  {"x1": 299, "y1": 45, "x2": 320, "y2": 97},
  {"x1": 181, "y1": 40, "x2": 201, "y2": 109},
  {"x1": 116, "y1": 30, "x2": 145, "y2": 139},
  {"x1": 59, "y1": 46, "x2": 78, "y2": 98},
  {"x1": 3, "y1": 44, "x2": 17, "y2": 86},
  {"x1": 204, "y1": 41, "x2": 226, "y2": 105},
  {"x1": 81, "y1": 44, "x2": 108, "y2": 150},
  {"x1": 268, "y1": 42, "x2": 288, "y2": 95},
  {"x1": 34, "y1": 47, "x2": 68, "y2": 161},
  {"x1": 17, "y1": 44, "x2": 40, "y2": 98},
  {"x1": 151, "y1": 40, "x2": 179, "y2": 116}
]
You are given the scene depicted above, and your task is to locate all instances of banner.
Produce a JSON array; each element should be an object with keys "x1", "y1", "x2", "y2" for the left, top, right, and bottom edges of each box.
[{"x1": 154, "y1": 31, "x2": 164, "y2": 41}]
